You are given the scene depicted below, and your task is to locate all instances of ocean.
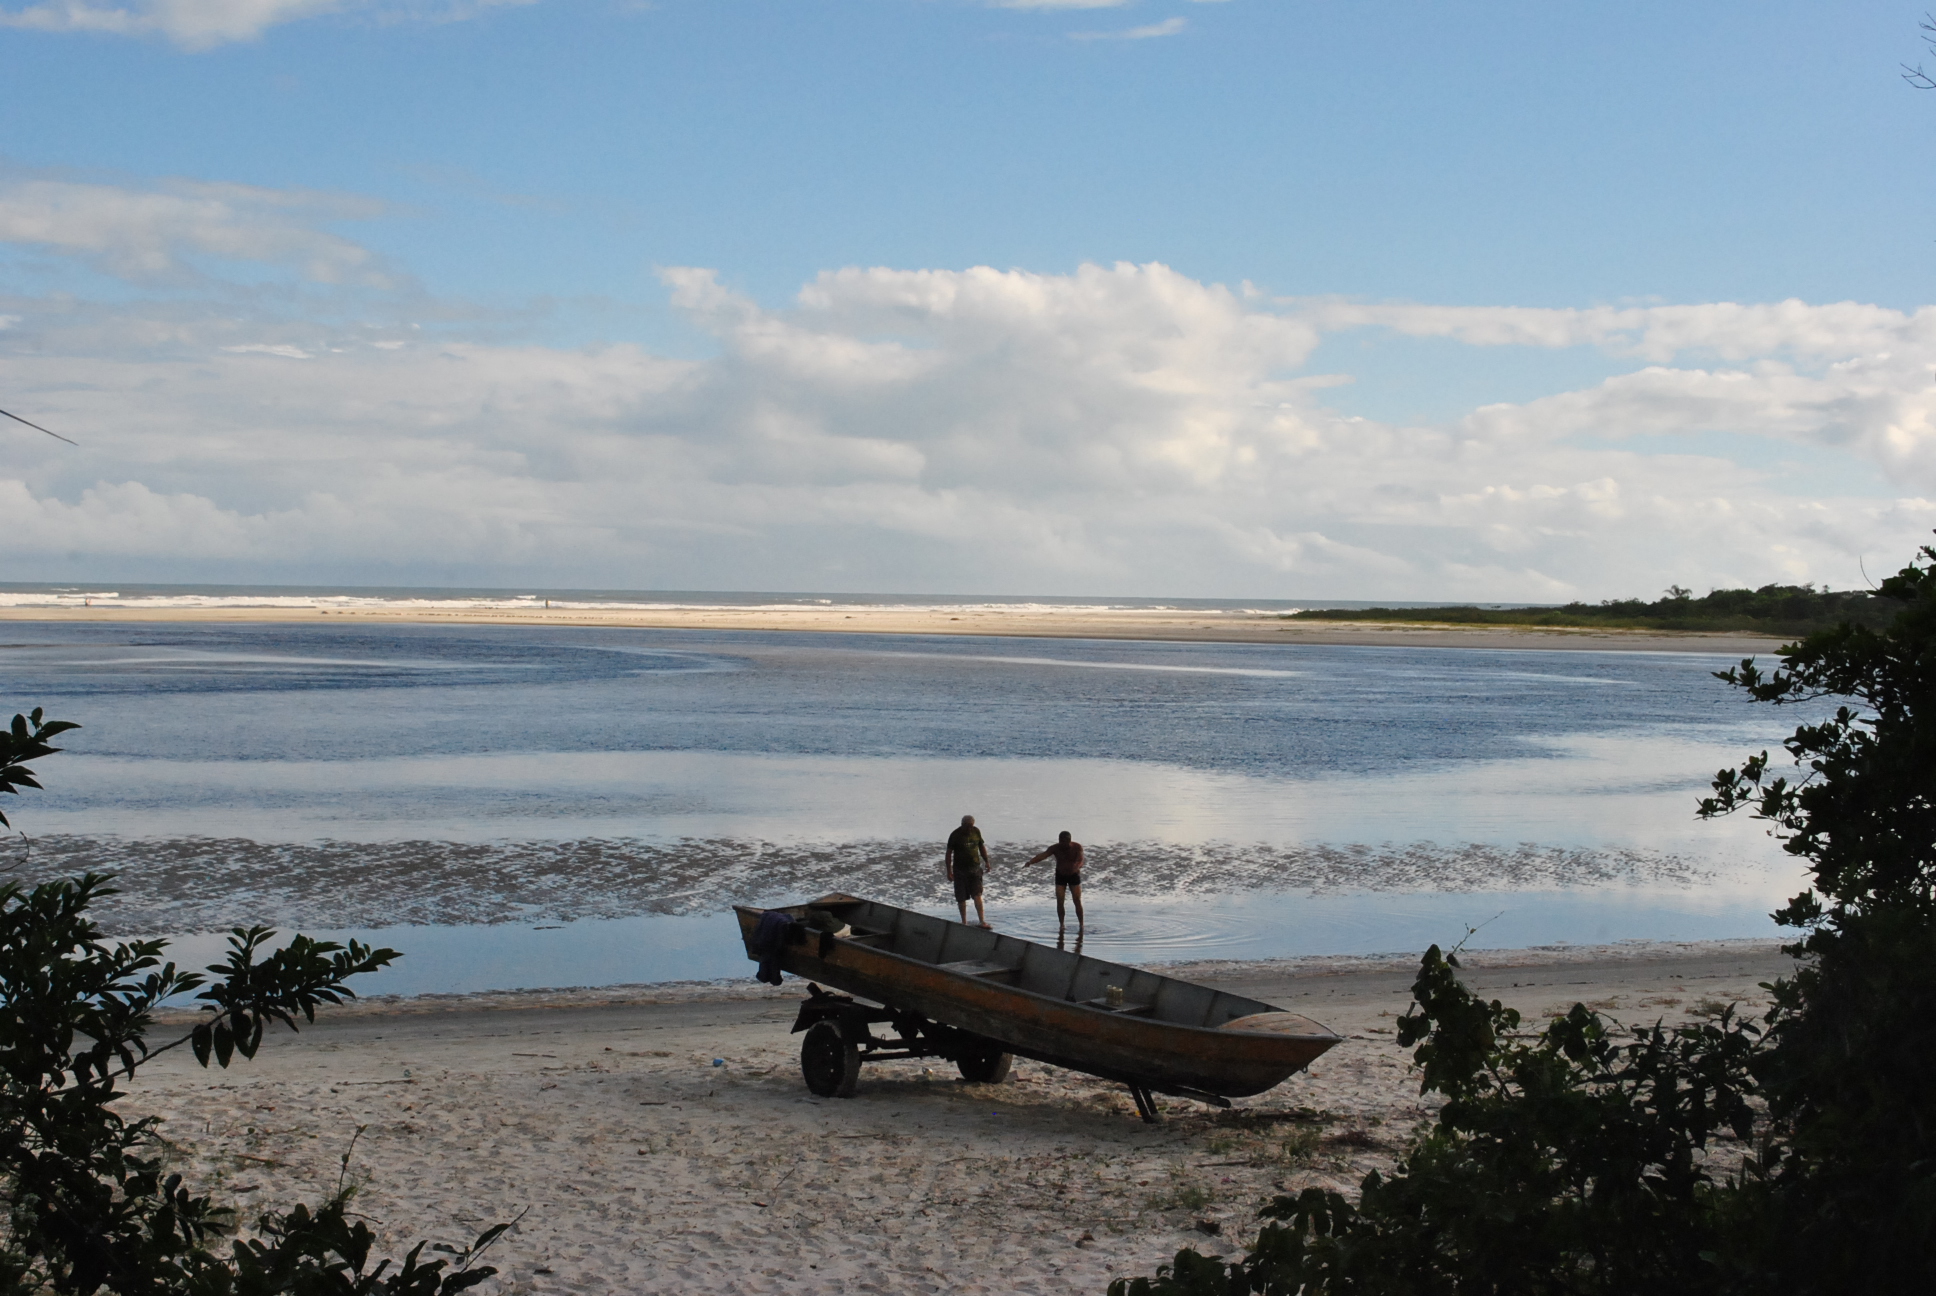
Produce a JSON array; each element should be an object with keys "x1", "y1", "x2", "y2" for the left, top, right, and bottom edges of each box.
[{"x1": 0, "y1": 604, "x2": 1804, "y2": 997}]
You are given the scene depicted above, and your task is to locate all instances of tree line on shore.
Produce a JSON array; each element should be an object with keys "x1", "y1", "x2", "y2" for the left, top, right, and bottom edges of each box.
[{"x1": 1289, "y1": 583, "x2": 1889, "y2": 636}]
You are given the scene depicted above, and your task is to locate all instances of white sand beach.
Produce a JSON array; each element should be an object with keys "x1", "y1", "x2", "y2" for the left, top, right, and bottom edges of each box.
[
  {"x1": 0, "y1": 601, "x2": 1784, "y2": 654},
  {"x1": 123, "y1": 940, "x2": 1790, "y2": 1295}
]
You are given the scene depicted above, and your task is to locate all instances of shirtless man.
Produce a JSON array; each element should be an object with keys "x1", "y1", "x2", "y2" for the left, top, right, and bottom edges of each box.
[
  {"x1": 944, "y1": 814, "x2": 993, "y2": 928},
  {"x1": 1025, "y1": 830, "x2": 1085, "y2": 934}
]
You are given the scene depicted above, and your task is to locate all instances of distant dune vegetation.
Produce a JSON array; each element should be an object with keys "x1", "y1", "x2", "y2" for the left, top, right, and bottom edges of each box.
[{"x1": 1288, "y1": 584, "x2": 1890, "y2": 636}]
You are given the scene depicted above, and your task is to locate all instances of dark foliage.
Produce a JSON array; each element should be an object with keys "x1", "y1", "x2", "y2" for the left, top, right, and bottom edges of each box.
[
  {"x1": 1287, "y1": 584, "x2": 1888, "y2": 636},
  {"x1": 1695, "y1": 545, "x2": 1936, "y2": 1292},
  {"x1": 1, "y1": 713, "x2": 509, "y2": 1295},
  {"x1": 1115, "y1": 544, "x2": 1936, "y2": 1295},
  {"x1": 0, "y1": 709, "x2": 78, "y2": 830},
  {"x1": 1111, "y1": 947, "x2": 1763, "y2": 1296}
]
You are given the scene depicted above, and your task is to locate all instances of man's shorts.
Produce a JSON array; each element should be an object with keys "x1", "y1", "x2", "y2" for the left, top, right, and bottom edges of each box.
[
  {"x1": 1054, "y1": 872, "x2": 1082, "y2": 888},
  {"x1": 953, "y1": 869, "x2": 984, "y2": 903}
]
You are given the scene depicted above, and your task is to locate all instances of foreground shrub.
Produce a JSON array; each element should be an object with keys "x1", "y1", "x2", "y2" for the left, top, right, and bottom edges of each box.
[
  {"x1": 1115, "y1": 540, "x2": 1936, "y2": 1296},
  {"x1": 1, "y1": 710, "x2": 507, "y2": 1295}
]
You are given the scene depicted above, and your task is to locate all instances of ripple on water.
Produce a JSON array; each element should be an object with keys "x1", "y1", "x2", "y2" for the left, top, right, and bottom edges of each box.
[{"x1": 997, "y1": 908, "x2": 1264, "y2": 956}]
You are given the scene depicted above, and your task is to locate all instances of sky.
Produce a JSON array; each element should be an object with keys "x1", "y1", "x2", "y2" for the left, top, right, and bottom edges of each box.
[{"x1": 2, "y1": 0, "x2": 1934, "y2": 599}]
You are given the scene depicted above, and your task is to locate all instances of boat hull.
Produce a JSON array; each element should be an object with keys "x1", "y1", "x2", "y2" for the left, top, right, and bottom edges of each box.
[{"x1": 736, "y1": 897, "x2": 1339, "y2": 1099}]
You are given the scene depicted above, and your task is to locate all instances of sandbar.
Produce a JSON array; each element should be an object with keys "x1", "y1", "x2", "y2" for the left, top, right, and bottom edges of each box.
[
  {"x1": 0, "y1": 602, "x2": 1786, "y2": 654},
  {"x1": 124, "y1": 939, "x2": 1789, "y2": 1294}
]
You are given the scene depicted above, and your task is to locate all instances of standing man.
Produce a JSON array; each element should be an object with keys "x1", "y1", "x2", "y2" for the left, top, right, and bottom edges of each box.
[
  {"x1": 945, "y1": 814, "x2": 993, "y2": 928},
  {"x1": 1025, "y1": 830, "x2": 1085, "y2": 935}
]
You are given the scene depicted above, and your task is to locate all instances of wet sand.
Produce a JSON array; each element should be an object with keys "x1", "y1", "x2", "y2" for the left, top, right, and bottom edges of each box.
[
  {"x1": 124, "y1": 939, "x2": 1790, "y2": 1295},
  {"x1": 55, "y1": 835, "x2": 1715, "y2": 937},
  {"x1": 0, "y1": 603, "x2": 1784, "y2": 654}
]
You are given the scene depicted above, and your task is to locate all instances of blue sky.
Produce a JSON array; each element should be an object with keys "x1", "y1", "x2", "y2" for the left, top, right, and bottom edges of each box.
[{"x1": 2, "y1": 1, "x2": 1933, "y2": 597}]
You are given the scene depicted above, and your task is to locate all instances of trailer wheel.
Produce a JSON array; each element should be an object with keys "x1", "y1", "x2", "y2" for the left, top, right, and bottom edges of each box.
[
  {"x1": 956, "y1": 1039, "x2": 1012, "y2": 1084},
  {"x1": 802, "y1": 1020, "x2": 861, "y2": 1098}
]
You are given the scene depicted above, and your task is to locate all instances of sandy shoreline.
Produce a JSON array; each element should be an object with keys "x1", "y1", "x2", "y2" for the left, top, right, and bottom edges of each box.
[
  {"x1": 125, "y1": 939, "x2": 1791, "y2": 1294},
  {"x1": 0, "y1": 603, "x2": 1785, "y2": 654}
]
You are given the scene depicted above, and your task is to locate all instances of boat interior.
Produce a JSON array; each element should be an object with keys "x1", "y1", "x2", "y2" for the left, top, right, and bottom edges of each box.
[{"x1": 789, "y1": 895, "x2": 1284, "y2": 1032}]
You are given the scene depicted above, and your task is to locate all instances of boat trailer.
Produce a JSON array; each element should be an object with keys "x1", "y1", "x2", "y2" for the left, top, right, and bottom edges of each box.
[{"x1": 791, "y1": 983, "x2": 1231, "y2": 1122}]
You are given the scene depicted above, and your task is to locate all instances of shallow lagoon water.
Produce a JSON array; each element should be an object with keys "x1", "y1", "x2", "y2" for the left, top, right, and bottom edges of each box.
[
  {"x1": 3, "y1": 622, "x2": 1805, "y2": 991},
  {"x1": 153, "y1": 887, "x2": 1793, "y2": 999}
]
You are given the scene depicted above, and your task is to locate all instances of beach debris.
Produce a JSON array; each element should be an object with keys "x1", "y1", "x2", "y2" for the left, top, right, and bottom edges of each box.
[{"x1": 712, "y1": 1058, "x2": 726, "y2": 1067}]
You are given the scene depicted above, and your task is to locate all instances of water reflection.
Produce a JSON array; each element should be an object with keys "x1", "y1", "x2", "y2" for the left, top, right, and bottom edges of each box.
[
  {"x1": 12, "y1": 623, "x2": 1807, "y2": 989},
  {"x1": 151, "y1": 884, "x2": 1794, "y2": 1000}
]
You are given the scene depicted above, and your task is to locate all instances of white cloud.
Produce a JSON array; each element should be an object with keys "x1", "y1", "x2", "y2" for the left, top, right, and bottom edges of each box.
[
  {"x1": 0, "y1": 174, "x2": 393, "y2": 285},
  {"x1": 0, "y1": 0, "x2": 530, "y2": 49},
  {"x1": 1071, "y1": 16, "x2": 1186, "y2": 40},
  {"x1": 5, "y1": 259, "x2": 1935, "y2": 597},
  {"x1": 222, "y1": 342, "x2": 313, "y2": 358},
  {"x1": 1304, "y1": 298, "x2": 1936, "y2": 364}
]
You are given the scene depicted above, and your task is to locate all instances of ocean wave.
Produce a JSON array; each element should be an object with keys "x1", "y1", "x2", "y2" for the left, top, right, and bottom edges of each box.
[
  {"x1": 0, "y1": 589, "x2": 1289, "y2": 616},
  {"x1": 9, "y1": 835, "x2": 1718, "y2": 935}
]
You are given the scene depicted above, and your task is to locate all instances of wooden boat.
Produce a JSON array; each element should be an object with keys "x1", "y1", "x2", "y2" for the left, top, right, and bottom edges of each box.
[{"x1": 734, "y1": 894, "x2": 1340, "y2": 1120}]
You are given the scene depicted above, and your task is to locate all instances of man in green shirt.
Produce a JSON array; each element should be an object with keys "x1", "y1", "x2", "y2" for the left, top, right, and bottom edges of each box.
[{"x1": 944, "y1": 814, "x2": 993, "y2": 928}]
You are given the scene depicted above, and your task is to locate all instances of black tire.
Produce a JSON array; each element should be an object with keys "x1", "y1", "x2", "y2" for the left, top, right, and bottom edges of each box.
[
  {"x1": 802, "y1": 1020, "x2": 861, "y2": 1098},
  {"x1": 956, "y1": 1038, "x2": 1013, "y2": 1084}
]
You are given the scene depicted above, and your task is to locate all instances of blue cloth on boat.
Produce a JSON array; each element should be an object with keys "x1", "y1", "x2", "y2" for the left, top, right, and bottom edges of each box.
[{"x1": 750, "y1": 910, "x2": 797, "y2": 986}]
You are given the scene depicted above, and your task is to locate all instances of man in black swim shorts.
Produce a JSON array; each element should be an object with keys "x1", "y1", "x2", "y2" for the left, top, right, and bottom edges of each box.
[
  {"x1": 1024, "y1": 830, "x2": 1085, "y2": 934},
  {"x1": 944, "y1": 814, "x2": 993, "y2": 928}
]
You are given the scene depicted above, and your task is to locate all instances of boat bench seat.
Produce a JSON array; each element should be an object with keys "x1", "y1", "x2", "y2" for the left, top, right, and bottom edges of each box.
[
  {"x1": 1078, "y1": 996, "x2": 1156, "y2": 1016},
  {"x1": 935, "y1": 958, "x2": 1023, "y2": 981}
]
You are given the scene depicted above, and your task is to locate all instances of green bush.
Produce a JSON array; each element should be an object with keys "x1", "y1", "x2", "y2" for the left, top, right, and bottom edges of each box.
[
  {"x1": 1, "y1": 710, "x2": 509, "y2": 1295},
  {"x1": 1116, "y1": 543, "x2": 1936, "y2": 1295}
]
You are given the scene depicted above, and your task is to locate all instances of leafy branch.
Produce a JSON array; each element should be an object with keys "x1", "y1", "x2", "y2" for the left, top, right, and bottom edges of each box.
[
  {"x1": 0, "y1": 708, "x2": 80, "y2": 830},
  {"x1": 1116, "y1": 536, "x2": 1936, "y2": 1293},
  {"x1": 1, "y1": 711, "x2": 513, "y2": 1295}
]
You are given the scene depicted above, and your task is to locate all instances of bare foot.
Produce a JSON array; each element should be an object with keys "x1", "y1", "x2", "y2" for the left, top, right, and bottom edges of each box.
[{"x1": 979, "y1": 922, "x2": 994, "y2": 929}]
